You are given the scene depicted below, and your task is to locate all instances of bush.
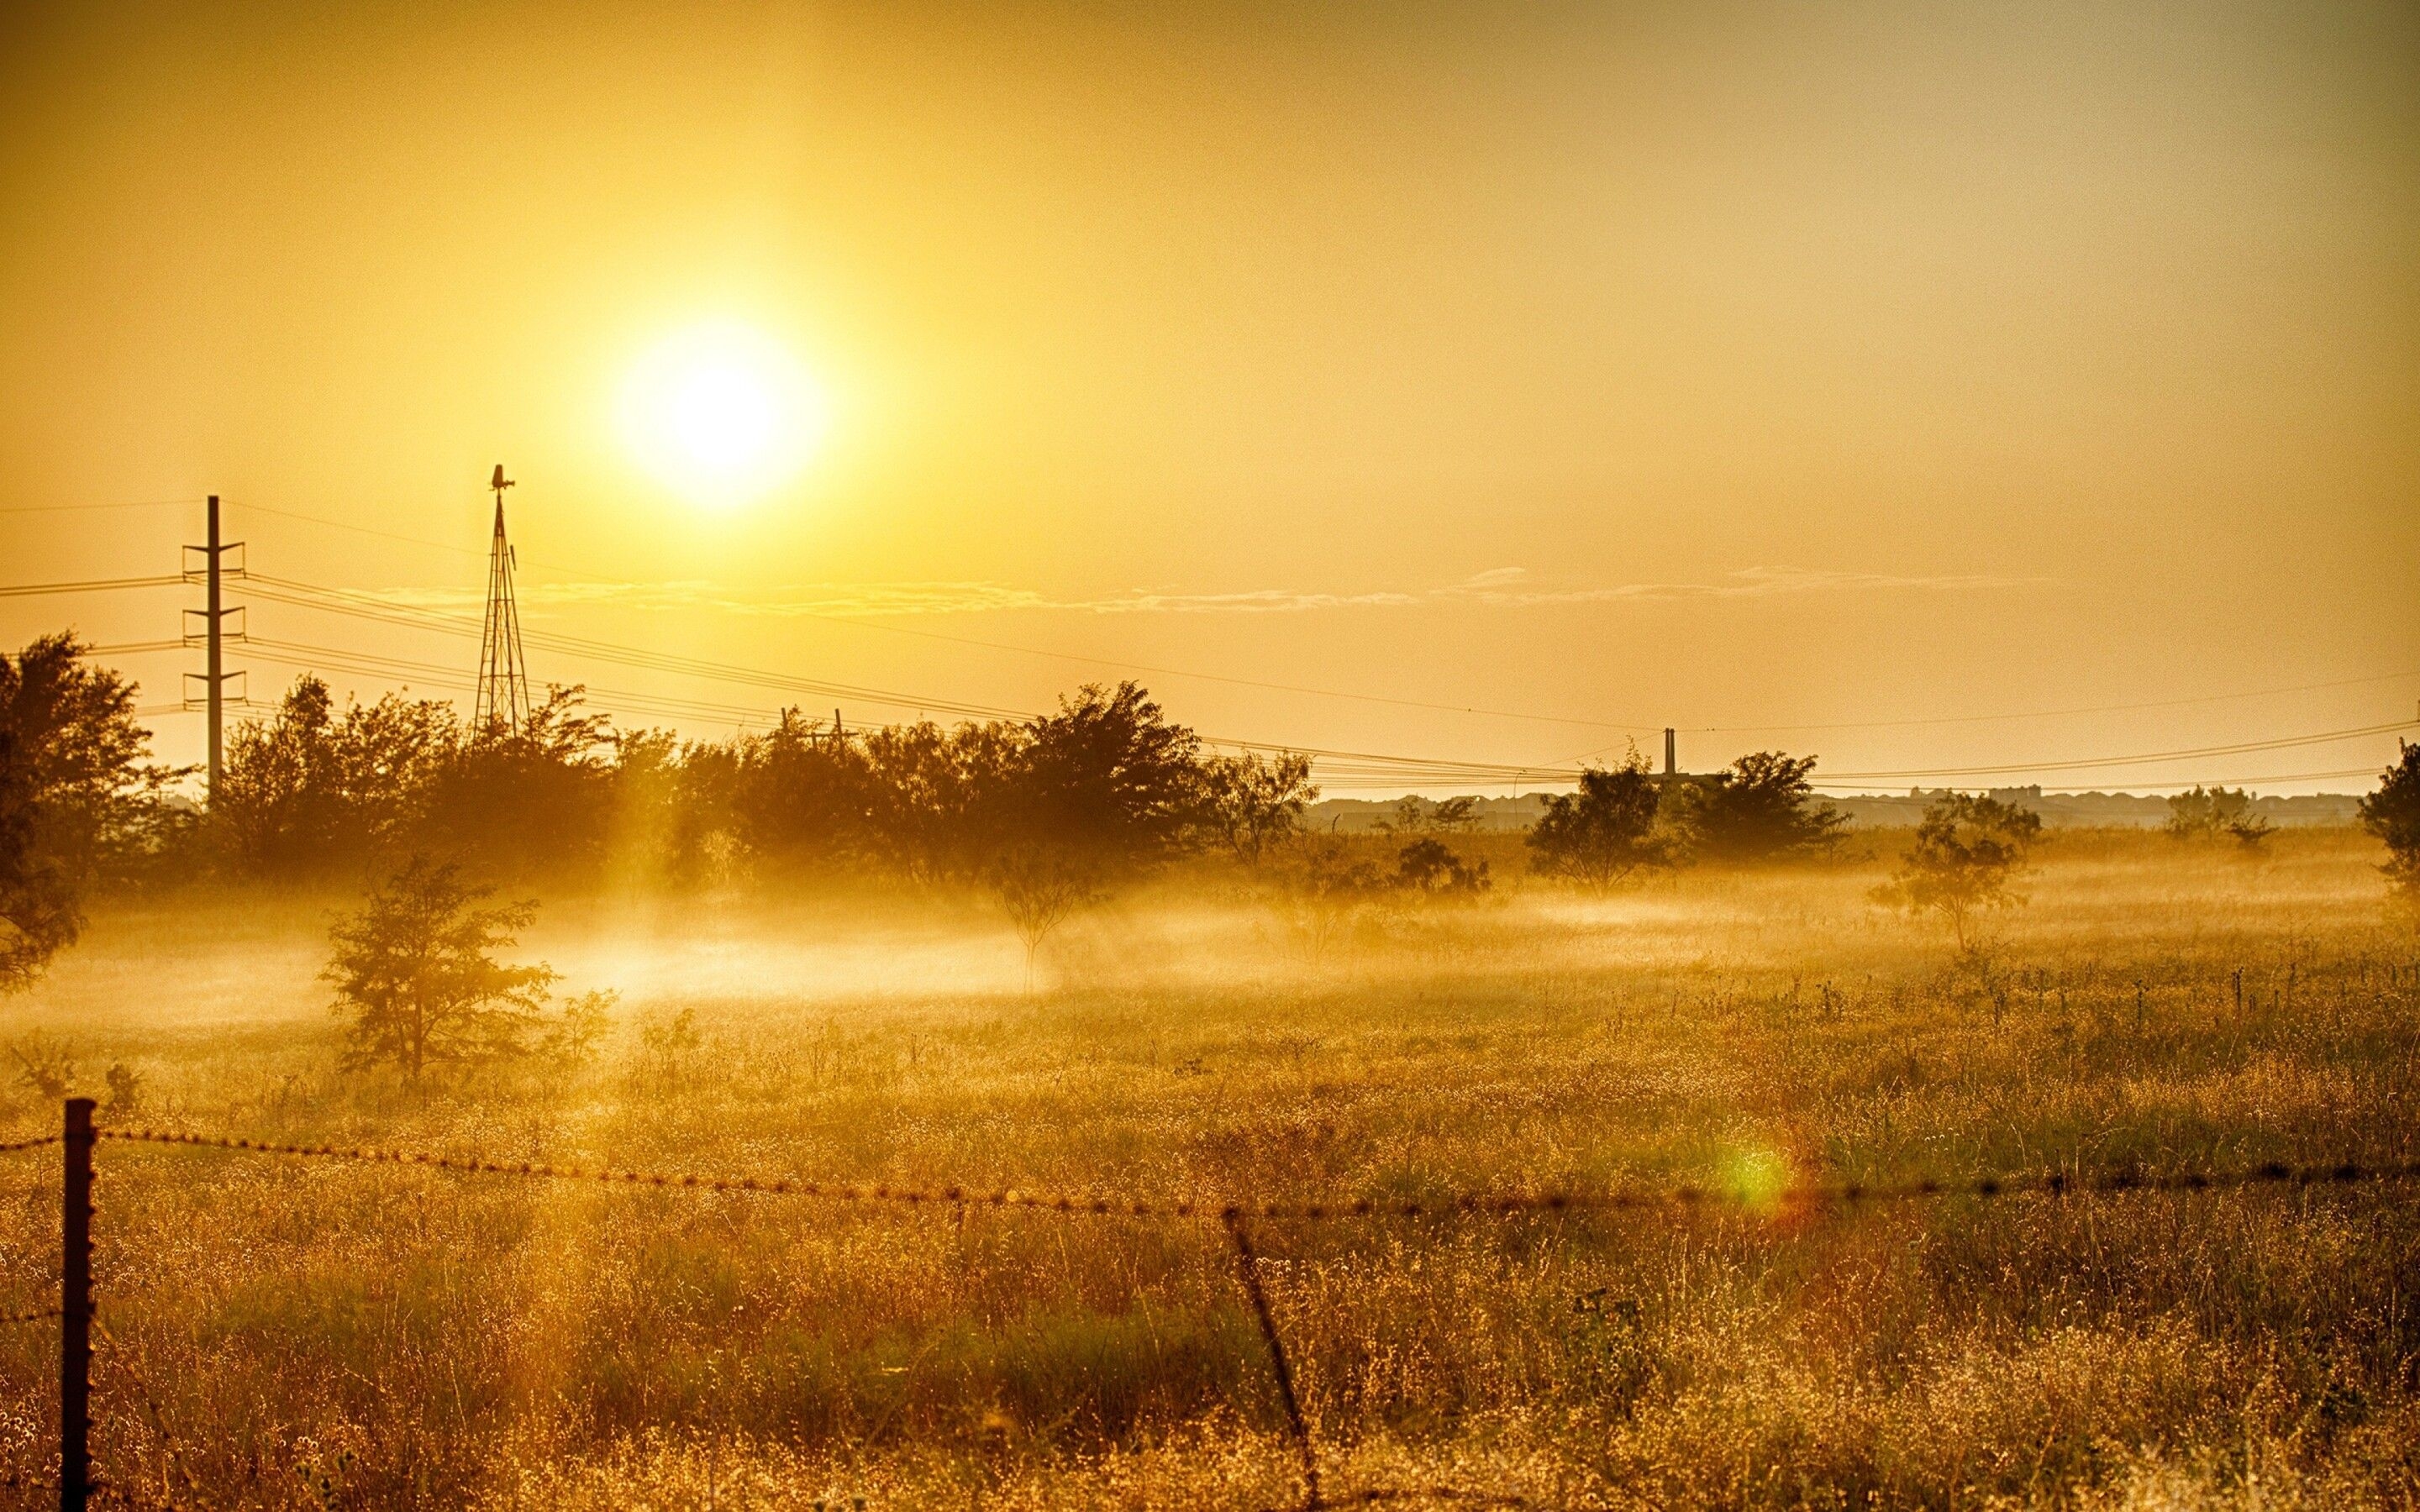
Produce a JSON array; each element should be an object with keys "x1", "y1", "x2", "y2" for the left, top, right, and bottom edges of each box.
[
  {"x1": 1671, "y1": 751, "x2": 1847, "y2": 863},
  {"x1": 2164, "y1": 785, "x2": 2273, "y2": 850},
  {"x1": 2360, "y1": 743, "x2": 2420, "y2": 918},
  {"x1": 1872, "y1": 792, "x2": 2043, "y2": 950},
  {"x1": 1527, "y1": 759, "x2": 1668, "y2": 887},
  {"x1": 1394, "y1": 837, "x2": 1490, "y2": 897},
  {"x1": 323, "y1": 856, "x2": 562, "y2": 1080},
  {"x1": 2, "y1": 633, "x2": 176, "y2": 990}
]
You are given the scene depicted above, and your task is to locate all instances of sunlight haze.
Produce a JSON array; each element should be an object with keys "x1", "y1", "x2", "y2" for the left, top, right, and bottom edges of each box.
[{"x1": 3, "y1": 1, "x2": 2413, "y2": 790}]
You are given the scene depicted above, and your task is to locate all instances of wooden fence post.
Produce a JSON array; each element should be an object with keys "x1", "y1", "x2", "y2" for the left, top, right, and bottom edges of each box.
[{"x1": 60, "y1": 1097, "x2": 92, "y2": 1512}]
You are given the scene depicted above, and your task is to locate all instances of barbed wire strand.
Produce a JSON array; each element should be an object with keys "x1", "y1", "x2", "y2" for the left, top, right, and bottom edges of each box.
[
  {"x1": 79, "y1": 1125, "x2": 2420, "y2": 1512},
  {"x1": 0, "y1": 1307, "x2": 60, "y2": 1326},
  {"x1": 92, "y1": 1128, "x2": 2420, "y2": 1217},
  {"x1": 0, "y1": 1135, "x2": 63, "y2": 1156}
]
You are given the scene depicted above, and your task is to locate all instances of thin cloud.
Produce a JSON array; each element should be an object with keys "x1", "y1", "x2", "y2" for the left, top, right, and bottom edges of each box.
[
  {"x1": 1438, "y1": 564, "x2": 2046, "y2": 605},
  {"x1": 361, "y1": 564, "x2": 2037, "y2": 619}
]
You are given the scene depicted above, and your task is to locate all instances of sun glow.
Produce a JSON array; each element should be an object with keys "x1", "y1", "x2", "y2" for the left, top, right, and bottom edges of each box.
[{"x1": 619, "y1": 323, "x2": 829, "y2": 507}]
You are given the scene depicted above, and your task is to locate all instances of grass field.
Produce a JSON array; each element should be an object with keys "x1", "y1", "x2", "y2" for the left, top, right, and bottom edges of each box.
[{"x1": 0, "y1": 827, "x2": 2415, "y2": 1509}]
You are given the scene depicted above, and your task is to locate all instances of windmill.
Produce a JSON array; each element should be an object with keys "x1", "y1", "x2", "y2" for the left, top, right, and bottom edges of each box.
[{"x1": 473, "y1": 464, "x2": 532, "y2": 737}]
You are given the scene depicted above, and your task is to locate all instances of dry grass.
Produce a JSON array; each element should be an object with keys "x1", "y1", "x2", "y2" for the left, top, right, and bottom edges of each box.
[{"x1": 0, "y1": 827, "x2": 2412, "y2": 1509}]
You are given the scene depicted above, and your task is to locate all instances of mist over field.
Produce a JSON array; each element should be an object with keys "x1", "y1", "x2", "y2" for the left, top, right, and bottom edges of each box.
[
  {"x1": 7, "y1": 1, "x2": 2420, "y2": 1506},
  {"x1": 0, "y1": 816, "x2": 2415, "y2": 1509}
]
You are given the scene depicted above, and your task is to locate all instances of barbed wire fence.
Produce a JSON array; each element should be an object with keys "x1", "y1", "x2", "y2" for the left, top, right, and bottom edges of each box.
[{"x1": 5, "y1": 1101, "x2": 2419, "y2": 1511}]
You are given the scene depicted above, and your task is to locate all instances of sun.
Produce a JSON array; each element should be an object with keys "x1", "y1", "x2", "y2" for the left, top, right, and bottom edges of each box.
[{"x1": 619, "y1": 323, "x2": 829, "y2": 506}]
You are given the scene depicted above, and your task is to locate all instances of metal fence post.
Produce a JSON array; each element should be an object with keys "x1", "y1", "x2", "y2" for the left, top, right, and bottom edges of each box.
[{"x1": 60, "y1": 1097, "x2": 92, "y2": 1512}]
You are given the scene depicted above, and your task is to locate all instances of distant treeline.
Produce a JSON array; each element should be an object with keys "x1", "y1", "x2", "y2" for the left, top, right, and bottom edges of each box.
[
  {"x1": 204, "y1": 674, "x2": 1324, "y2": 889},
  {"x1": 20, "y1": 628, "x2": 2412, "y2": 988},
  {"x1": 2, "y1": 633, "x2": 1864, "y2": 899}
]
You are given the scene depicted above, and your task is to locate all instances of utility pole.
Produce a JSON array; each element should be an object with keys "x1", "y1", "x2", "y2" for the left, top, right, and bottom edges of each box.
[
  {"x1": 182, "y1": 496, "x2": 244, "y2": 802},
  {"x1": 474, "y1": 465, "x2": 532, "y2": 738}
]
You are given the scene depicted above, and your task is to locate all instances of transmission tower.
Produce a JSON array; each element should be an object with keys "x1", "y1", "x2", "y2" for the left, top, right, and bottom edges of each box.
[{"x1": 473, "y1": 464, "x2": 532, "y2": 737}]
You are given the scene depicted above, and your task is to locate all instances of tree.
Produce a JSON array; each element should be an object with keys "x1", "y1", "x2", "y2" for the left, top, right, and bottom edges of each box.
[
  {"x1": 1393, "y1": 837, "x2": 1491, "y2": 896},
  {"x1": 726, "y1": 708, "x2": 882, "y2": 874},
  {"x1": 1672, "y1": 751, "x2": 1847, "y2": 863},
  {"x1": 414, "y1": 686, "x2": 618, "y2": 879},
  {"x1": 1374, "y1": 795, "x2": 1480, "y2": 836},
  {"x1": 1198, "y1": 750, "x2": 1318, "y2": 864},
  {"x1": 2360, "y1": 743, "x2": 2420, "y2": 918},
  {"x1": 1001, "y1": 683, "x2": 1202, "y2": 874},
  {"x1": 1, "y1": 635, "x2": 172, "y2": 991},
  {"x1": 2165, "y1": 785, "x2": 2273, "y2": 849},
  {"x1": 323, "y1": 856, "x2": 560, "y2": 1079},
  {"x1": 213, "y1": 675, "x2": 456, "y2": 878},
  {"x1": 1873, "y1": 792, "x2": 2043, "y2": 950},
  {"x1": 1526, "y1": 759, "x2": 1669, "y2": 887},
  {"x1": 987, "y1": 848, "x2": 1106, "y2": 989}
]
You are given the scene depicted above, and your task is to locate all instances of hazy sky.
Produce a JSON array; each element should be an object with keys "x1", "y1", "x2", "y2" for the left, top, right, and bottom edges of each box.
[{"x1": 3, "y1": 1, "x2": 2414, "y2": 791}]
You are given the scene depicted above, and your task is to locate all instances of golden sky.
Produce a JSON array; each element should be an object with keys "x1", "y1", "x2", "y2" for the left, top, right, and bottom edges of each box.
[{"x1": 3, "y1": 2, "x2": 2415, "y2": 792}]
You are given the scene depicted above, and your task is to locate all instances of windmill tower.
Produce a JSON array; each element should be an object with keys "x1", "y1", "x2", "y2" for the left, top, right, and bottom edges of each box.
[{"x1": 473, "y1": 464, "x2": 532, "y2": 737}]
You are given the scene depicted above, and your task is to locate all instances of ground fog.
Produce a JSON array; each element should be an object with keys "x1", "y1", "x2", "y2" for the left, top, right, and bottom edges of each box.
[{"x1": 0, "y1": 828, "x2": 2414, "y2": 1509}]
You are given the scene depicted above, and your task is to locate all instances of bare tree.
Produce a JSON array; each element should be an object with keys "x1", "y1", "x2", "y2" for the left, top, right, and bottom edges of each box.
[
  {"x1": 988, "y1": 848, "x2": 1106, "y2": 990},
  {"x1": 1199, "y1": 750, "x2": 1318, "y2": 864}
]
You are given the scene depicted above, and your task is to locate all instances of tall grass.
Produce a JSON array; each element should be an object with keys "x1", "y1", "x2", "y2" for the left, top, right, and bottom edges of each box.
[{"x1": 0, "y1": 827, "x2": 2411, "y2": 1508}]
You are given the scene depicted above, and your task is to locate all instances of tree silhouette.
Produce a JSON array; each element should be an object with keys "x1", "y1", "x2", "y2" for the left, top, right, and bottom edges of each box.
[
  {"x1": 1671, "y1": 751, "x2": 1847, "y2": 863},
  {"x1": 1199, "y1": 750, "x2": 1318, "y2": 864},
  {"x1": 2, "y1": 634, "x2": 169, "y2": 991},
  {"x1": 324, "y1": 856, "x2": 560, "y2": 1079},
  {"x1": 988, "y1": 848, "x2": 1105, "y2": 990},
  {"x1": 1873, "y1": 792, "x2": 2042, "y2": 951},
  {"x1": 1527, "y1": 759, "x2": 1668, "y2": 887},
  {"x1": 2360, "y1": 742, "x2": 2420, "y2": 919}
]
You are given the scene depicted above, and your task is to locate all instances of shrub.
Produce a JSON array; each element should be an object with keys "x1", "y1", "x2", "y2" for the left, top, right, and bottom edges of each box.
[
  {"x1": 1527, "y1": 759, "x2": 1668, "y2": 887},
  {"x1": 1394, "y1": 838, "x2": 1491, "y2": 896},
  {"x1": 1873, "y1": 792, "x2": 2043, "y2": 950},
  {"x1": 1671, "y1": 751, "x2": 1847, "y2": 863},
  {"x1": 2164, "y1": 785, "x2": 2273, "y2": 849},
  {"x1": 1, "y1": 633, "x2": 174, "y2": 990},
  {"x1": 2360, "y1": 742, "x2": 2420, "y2": 918},
  {"x1": 323, "y1": 856, "x2": 561, "y2": 1080}
]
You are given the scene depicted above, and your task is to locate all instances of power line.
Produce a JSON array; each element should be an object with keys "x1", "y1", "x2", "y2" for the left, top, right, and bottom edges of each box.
[
  {"x1": 1807, "y1": 764, "x2": 2395, "y2": 795},
  {"x1": 7, "y1": 560, "x2": 2401, "y2": 793},
  {"x1": 0, "y1": 498, "x2": 201, "y2": 517},
  {"x1": 1699, "y1": 670, "x2": 2420, "y2": 735},
  {"x1": 219, "y1": 501, "x2": 2419, "y2": 745},
  {"x1": 211, "y1": 500, "x2": 1665, "y2": 729},
  {"x1": 85, "y1": 639, "x2": 189, "y2": 656},
  {"x1": 242, "y1": 573, "x2": 1038, "y2": 722},
  {"x1": 239, "y1": 638, "x2": 786, "y2": 729},
  {"x1": 244, "y1": 576, "x2": 1600, "y2": 780},
  {"x1": 130, "y1": 573, "x2": 2417, "y2": 792},
  {"x1": 0, "y1": 575, "x2": 185, "y2": 599},
  {"x1": 1814, "y1": 721, "x2": 2415, "y2": 783},
  {"x1": 17, "y1": 503, "x2": 2406, "y2": 755}
]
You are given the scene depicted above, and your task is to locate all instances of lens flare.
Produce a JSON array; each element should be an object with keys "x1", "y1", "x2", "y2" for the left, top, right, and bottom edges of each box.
[{"x1": 619, "y1": 323, "x2": 829, "y2": 507}]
